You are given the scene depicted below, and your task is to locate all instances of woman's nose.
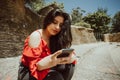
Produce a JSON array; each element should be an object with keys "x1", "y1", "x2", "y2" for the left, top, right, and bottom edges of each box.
[{"x1": 55, "y1": 24, "x2": 60, "y2": 29}]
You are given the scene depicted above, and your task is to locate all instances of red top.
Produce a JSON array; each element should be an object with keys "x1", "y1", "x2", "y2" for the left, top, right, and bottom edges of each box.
[
  {"x1": 21, "y1": 36, "x2": 51, "y2": 80},
  {"x1": 21, "y1": 31, "x2": 76, "y2": 80}
]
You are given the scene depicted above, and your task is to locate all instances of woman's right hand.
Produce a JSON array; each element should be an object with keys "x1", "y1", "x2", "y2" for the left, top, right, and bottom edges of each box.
[{"x1": 36, "y1": 50, "x2": 63, "y2": 71}]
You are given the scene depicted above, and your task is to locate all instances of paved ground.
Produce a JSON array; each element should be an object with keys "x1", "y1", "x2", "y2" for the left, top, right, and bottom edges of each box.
[
  {"x1": 0, "y1": 42, "x2": 120, "y2": 80},
  {"x1": 71, "y1": 42, "x2": 120, "y2": 80}
]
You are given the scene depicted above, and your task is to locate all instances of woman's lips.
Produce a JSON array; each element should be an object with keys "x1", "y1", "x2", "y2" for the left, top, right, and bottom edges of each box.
[{"x1": 53, "y1": 29, "x2": 59, "y2": 33}]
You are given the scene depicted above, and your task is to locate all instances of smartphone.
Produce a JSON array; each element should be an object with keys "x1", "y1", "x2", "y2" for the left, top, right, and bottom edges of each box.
[{"x1": 57, "y1": 48, "x2": 74, "y2": 58}]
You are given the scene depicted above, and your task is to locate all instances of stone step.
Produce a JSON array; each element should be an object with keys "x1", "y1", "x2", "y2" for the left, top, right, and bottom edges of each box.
[{"x1": 0, "y1": 42, "x2": 23, "y2": 49}]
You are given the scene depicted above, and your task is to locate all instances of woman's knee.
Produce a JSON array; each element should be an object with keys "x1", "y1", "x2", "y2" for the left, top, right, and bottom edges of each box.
[{"x1": 62, "y1": 64, "x2": 75, "y2": 80}]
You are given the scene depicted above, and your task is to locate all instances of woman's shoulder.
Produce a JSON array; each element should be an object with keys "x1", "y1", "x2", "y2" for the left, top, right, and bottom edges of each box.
[
  {"x1": 30, "y1": 29, "x2": 41, "y2": 37},
  {"x1": 28, "y1": 29, "x2": 42, "y2": 48}
]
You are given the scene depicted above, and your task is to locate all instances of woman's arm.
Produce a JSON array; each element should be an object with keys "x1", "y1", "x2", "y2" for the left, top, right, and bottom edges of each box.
[
  {"x1": 36, "y1": 51, "x2": 77, "y2": 71},
  {"x1": 28, "y1": 31, "x2": 61, "y2": 71},
  {"x1": 29, "y1": 31, "x2": 76, "y2": 71}
]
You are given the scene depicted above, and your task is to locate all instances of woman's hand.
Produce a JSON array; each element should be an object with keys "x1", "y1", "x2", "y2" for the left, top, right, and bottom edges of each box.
[
  {"x1": 57, "y1": 51, "x2": 76, "y2": 64},
  {"x1": 36, "y1": 50, "x2": 62, "y2": 71},
  {"x1": 36, "y1": 50, "x2": 76, "y2": 71}
]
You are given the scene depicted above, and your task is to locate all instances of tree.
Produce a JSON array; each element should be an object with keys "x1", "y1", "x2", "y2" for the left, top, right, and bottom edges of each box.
[
  {"x1": 74, "y1": 21, "x2": 91, "y2": 28},
  {"x1": 25, "y1": 0, "x2": 46, "y2": 12},
  {"x1": 83, "y1": 8, "x2": 111, "y2": 33},
  {"x1": 71, "y1": 7, "x2": 85, "y2": 25},
  {"x1": 111, "y1": 11, "x2": 120, "y2": 33},
  {"x1": 47, "y1": 1, "x2": 64, "y2": 10}
]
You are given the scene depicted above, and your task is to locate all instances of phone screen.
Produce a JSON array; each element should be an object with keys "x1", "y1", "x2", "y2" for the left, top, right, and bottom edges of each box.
[{"x1": 57, "y1": 48, "x2": 74, "y2": 58}]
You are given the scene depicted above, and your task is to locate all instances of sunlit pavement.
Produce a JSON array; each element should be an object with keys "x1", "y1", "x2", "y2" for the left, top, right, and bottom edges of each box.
[
  {"x1": 71, "y1": 42, "x2": 120, "y2": 80},
  {"x1": 0, "y1": 42, "x2": 120, "y2": 80}
]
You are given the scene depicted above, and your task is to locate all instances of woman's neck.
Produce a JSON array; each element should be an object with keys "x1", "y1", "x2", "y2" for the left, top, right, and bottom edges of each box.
[
  {"x1": 42, "y1": 29, "x2": 50, "y2": 47},
  {"x1": 42, "y1": 29, "x2": 50, "y2": 40}
]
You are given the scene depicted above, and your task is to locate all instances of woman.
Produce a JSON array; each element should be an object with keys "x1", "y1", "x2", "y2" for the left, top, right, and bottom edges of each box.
[{"x1": 18, "y1": 7, "x2": 76, "y2": 80}]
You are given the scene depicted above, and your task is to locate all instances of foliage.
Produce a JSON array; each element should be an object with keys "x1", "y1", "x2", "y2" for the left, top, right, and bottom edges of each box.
[
  {"x1": 71, "y1": 7, "x2": 85, "y2": 25},
  {"x1": 111, "y1": 11, "x2": 120, "y2": 33},
  {"x1": 83, "y1": 8, "x2": 111, "y2": 33},
  {"x1": 74, "y1": 20, "x2": 91, "y2": 28},
  {"x1": 25, "y1": 0, "x2": 64, "y2": 12},
  {"x1": 25, "y1": 0, "x2": 46, "y2": 12},
  {"x1": 46, "y1": 1, "x2": 64, "y2": 10}
]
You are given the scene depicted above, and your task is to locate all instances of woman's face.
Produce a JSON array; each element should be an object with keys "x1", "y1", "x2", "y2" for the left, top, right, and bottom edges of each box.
[{"x1": 46, "y1": 16, "x2": 64, "y2": 36}]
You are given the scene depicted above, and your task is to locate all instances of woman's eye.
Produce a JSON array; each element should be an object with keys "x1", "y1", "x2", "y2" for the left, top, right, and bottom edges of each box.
[
  {"x1": 60, "y1": 24, "x2": 63, "y2": 27},
  {"x1": 53, "y1": 21, "x2": 57, "y2": 24}
]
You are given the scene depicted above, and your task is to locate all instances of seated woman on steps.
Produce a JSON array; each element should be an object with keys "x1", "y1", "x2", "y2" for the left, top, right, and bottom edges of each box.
[{"x1": 18, "y1": 5, "x2": 76, "y2": 80}]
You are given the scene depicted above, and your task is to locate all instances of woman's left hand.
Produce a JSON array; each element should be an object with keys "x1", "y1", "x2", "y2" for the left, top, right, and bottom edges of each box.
[{"x1": 57, "y1": 52, "x2": 76, "y2": 64}]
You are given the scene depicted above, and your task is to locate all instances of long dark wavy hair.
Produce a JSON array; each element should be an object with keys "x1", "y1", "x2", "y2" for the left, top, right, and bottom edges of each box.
[{"x1": 43, "y1": 8, "x2": 72, "y2": 53}]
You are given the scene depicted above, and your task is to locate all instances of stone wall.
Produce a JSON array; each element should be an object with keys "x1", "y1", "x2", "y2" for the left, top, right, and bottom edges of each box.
[
  {"x1": 71, "y1": 25, "x2": 97, "y2": 45},
  {"x1": 0, "y1": 0, "x2": 41, "y2": 58},
  {"x1": 104, "y1": 32, "x2": 120, "y2": 42}
]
